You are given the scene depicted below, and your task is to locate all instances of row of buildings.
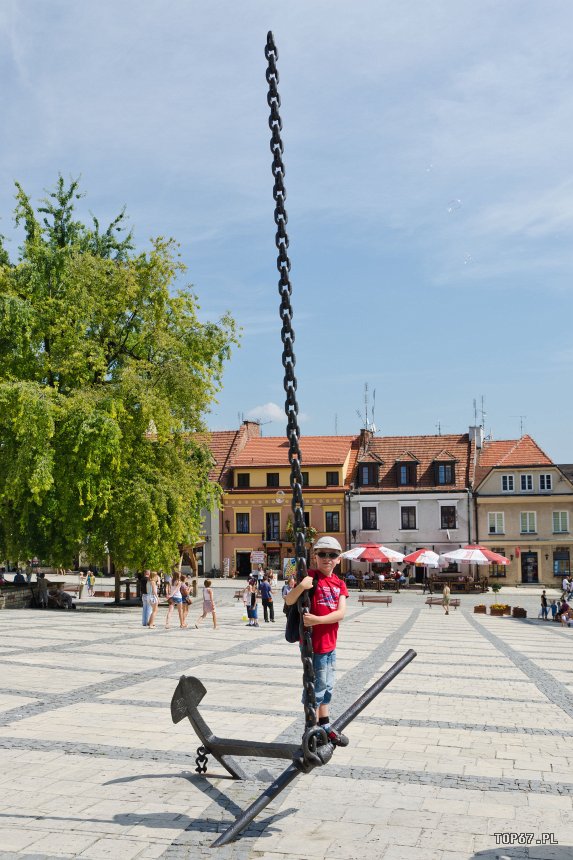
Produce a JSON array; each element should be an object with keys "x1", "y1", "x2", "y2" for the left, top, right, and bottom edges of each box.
[{"x1": 193, "y1": 421, "x2": 573, "y2": 586}]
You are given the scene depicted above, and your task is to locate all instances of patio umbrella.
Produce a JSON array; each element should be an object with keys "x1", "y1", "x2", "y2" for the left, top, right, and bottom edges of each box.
[
  {"x1": 340, "y1": 544, "x2": 405, "y2": 563},
  {"x1": 440, "y1": 545, "x2": 510, "y2": 565},
  {"x1": 403, "y1": 549, "x2": 440, "y2": 567}
]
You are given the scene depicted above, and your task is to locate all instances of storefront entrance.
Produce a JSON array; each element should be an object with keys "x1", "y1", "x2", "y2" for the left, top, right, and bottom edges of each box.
[
  {"x1": 521, "y1": 551, "x2": 539, "y2": 583},
  {"x1": 236, "y1": 552, "x2": 252, "y2": 578}
]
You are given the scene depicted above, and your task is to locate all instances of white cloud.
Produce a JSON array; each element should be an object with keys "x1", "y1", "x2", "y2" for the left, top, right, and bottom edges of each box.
[{"x1": 245, "y1": 402, "x2": 285, "y2": 423}]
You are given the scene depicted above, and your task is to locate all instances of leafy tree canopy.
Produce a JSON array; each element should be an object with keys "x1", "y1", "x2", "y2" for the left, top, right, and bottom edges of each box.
[{"x1": 0, "y1": 176, "x2": 238, "y2": 570}]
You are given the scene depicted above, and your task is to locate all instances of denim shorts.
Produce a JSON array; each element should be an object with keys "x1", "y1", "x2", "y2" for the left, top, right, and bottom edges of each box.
[{"x1": 301, "y1": 649, "x2": 336, "y2": 707}]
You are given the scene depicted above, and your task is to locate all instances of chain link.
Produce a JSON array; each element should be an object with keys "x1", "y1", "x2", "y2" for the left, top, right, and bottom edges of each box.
[
  {"x1": 195, "y1": 745, "x2": 209, "y2": 774},
  {"x1": 265, "y1": 31, "x2": 319, "y2": 741}
]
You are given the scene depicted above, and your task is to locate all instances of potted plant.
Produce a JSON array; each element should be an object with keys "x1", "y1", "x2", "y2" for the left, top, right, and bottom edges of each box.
[
  {"x1": 473, "y1": 604, "x2": 487, "y2": 614},
  {"x1": 502, "y1": 604, "x2": 511, "y2": 615},
  {"x1": 490, "y1": 603, "x2": 507, "y2": 616},
  {"x1": 512, "y1": 606, "x2": 527, "y2": 618},
  {"x1": 491, "y1": 582, "x2": 502, "y2": 594}
]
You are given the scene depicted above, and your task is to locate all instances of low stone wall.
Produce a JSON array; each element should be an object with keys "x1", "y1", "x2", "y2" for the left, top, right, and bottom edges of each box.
[{"x1": 0, "y1": 585, "x2": 33, "y2": 609}]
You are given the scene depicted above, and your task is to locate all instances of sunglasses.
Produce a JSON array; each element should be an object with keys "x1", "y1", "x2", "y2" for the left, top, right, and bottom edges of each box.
[{"x1": 316, "y1": 551, "x2": 339, "y2": 559}]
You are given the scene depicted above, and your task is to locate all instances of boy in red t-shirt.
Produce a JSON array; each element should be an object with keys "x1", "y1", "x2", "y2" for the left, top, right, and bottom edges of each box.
[{"x1": 285, "y1": 535, "x2": 349, "y2": 746}]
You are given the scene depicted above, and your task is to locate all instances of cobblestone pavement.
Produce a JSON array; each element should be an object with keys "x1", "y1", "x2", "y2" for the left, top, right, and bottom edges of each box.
[{"x1": 0, "y1": 586, "x2": 572, "y2": 859}]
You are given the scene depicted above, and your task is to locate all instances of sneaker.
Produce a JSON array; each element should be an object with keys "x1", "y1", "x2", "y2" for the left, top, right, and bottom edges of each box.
[{"x1": 327, "y1": 728, "x2": 349, "y2": 747}]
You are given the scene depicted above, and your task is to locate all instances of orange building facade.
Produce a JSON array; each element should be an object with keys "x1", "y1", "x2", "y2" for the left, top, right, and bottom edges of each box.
[{"x1": 221, "y1": 435, "x2": 358, "y2": 578}]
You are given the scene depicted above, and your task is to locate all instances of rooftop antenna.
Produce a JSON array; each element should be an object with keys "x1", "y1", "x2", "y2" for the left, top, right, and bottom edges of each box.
[
  {"x1": 473, "y1": 398, "x2": 478, "y2": 425},
  {"x1": 480, "y1": 395, "x2": 486, "y2": 429},
  {"x1": 436, "y1": 421, "x2": 442, "y2": 435},
  {"x1": 255, "y1": 419, "x2": 272, "y2": 436},
  {"x1": 356, "y1": 382, "x2": 376, "y2": 433},
  {"x1": 511, "y1": 415, "x2": 527, "y2": 436}
]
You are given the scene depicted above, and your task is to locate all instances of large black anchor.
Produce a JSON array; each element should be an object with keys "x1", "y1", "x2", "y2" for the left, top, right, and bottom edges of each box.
[{"x1": 171, "y1": 648, "x2": 416, "y2": 846}]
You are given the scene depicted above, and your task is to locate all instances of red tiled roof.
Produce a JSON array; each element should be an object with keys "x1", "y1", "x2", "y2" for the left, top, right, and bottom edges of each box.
[
  {"x1": 474, "y1": 435, "x2": 553, "y2": 487},
  {"x1": 356, "y1": 433, "x2": 472, "y2": 492},
  {"x1": 231, "y1": 436, "x2": 356, "y2": 469},
  {"x1": 195, "y1": 423, "x2": 261, "y2": 486}
]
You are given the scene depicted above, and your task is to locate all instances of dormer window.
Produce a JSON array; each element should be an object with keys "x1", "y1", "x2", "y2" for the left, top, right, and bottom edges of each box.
[
  {"x1": 433, "y1": 450, "x2": 457, "y2": 485},
  {"x1": 394, "y1": 452, "x2": 419, "y2": 486},
  {"x1": 398, "y1": 464, "x2": 415, "y2": 486},
  {"x1": 359, "y1": 463, "x2": 378, "y2": 486},
  {"x1": 434, "y1": 463, "x2": 455, "y2": 485}
]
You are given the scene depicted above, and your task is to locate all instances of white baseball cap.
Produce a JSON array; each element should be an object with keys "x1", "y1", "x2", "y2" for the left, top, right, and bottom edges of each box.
[{"x1": 313, "y1": 536, "x2": 342, "y2": 554}]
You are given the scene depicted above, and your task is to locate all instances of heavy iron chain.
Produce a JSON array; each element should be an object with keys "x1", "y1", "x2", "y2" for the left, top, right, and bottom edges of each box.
[
  {"x1": 195, "y1": 745, "x2": 209, "y2": 775},
  {"x1": 265, "y1": 32, "x2": 328, "y2": 766}
]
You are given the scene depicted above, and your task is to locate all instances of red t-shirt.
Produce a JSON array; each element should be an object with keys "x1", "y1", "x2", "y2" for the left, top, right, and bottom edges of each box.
[{"x1": 308, "y1": 570, "x2": 349, "y2": 654}]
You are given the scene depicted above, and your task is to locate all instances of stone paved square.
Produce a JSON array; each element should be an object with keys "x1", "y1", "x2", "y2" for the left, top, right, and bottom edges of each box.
[{"x1": 0, "y1": 584, "x2": 572, "y2": 859}]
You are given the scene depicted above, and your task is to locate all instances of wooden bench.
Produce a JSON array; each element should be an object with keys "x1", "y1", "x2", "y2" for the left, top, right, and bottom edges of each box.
[
  {"x1": 358, "y1": 595, "x2": 392, "y2": 606},
  {"x1": 425, "y1": 596, "x2": 460, "y2": 610}
]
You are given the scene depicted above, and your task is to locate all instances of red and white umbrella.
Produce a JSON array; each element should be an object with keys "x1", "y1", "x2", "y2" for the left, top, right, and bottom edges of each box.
[
  {"x1": 440, "y1": 545, "x2": 510, "y2": 565},
  {"x1": 340, "y1": 544, "x2": 405, "y2": 563},
  {"x1": 403, "y1": 549, "x2": 440, "y2": 567}
]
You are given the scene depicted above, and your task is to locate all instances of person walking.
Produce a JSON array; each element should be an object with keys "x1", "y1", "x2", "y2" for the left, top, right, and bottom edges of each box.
[
  {"x1": 245, "y1": 578, "x2": 259, "y2": 627},
  {"x1": 195, "y1": 579, "x2": 217, "y2": 629},
  {"x1": 165, "y1": 572, "x2": 185, "y2": 629},
  {"x1": 146, "y1": 571, "x2": 159, "y2": 628},
  {"x1": 86, "y1": 569, "x2": 95, "y2": 597},
  {"x1": 141, "y1": 569, "x2": 151, "y2": 627},
  {"x1": 541, "y1": 589, "x2": 549, "y2": 621},
  {"x1": 37, "y1": 572, "x2": 49, "y2": 608},
  {"x1": 442, "y1": 583, "x2": 451, "y2": 615},
  {"x1": 260, "y1": 574, "x2": 275, "y2": 623},
  {"x1": 180, "y1": 574, "x2": 193, "y2": 627}
]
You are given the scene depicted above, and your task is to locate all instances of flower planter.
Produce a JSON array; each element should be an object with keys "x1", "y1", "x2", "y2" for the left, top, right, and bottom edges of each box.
[
  {"x1": 512, "y1": 607, "x2": 527, "y2": 619},
  {"x1": 490, "y1": 608, "x2": 505, "y2": 616},
  {"x1": 503, "y1": 606, "x2": 511, "y2": 615},
  {"x1": 473, "y1": 605, "x2": 487, "y2": 614}
]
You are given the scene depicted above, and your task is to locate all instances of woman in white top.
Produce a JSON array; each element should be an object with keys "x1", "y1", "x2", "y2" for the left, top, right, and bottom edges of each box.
[
  {"x1": 165, "y1": 572, "x2": 185, "y2": 629},
  {"x1": 195, "y1": 579, "x2": 217, "y2": 629}
]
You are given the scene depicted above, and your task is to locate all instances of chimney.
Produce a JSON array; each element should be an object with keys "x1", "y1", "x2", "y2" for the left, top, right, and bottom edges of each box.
[
  {"x1": 469, "y1": 425, "x2": 484, "y2": 449},
  {"x1": 359, "y1": 428, "x2": 373, "y2": 451},
  {"x1": 243, "y1": 420, "x2": 261, "y2": 439}
]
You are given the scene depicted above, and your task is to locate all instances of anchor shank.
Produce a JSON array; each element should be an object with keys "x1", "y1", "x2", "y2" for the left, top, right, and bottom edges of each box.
[
  {"x1": 209, "y1": 738, "x2": 300, "y2": 760},
  {"x1": 211, "y1": 762, "x2": 301, "y2": 848},
  {"x1": 331, "y1": 648, "x2": 417, "y2": 734}
]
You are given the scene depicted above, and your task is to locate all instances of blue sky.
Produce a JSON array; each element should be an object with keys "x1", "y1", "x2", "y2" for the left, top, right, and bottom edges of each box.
[{"x1": 2, "y1": 1, "x2": 573, "y2": 460}]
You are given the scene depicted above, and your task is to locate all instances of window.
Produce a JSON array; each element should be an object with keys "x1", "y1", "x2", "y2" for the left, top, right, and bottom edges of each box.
[
  {"x1": 539, "y1": 474, "x2": 552, "y2": 491},
  {"x1": 440, "y1": 506, "x2": 457, "y2": 530},
  {"x1": 397, "y1": 464, "x2": 415, "y2": 486},
  {"x1": 266, "y1": 472, "x2": 279, "y2": 488},
  {"x1": 362, "y1": 506, "x2": 377, "y2": 530},
  {"x1": 303, "y1": 511, "x2": 310, "y2": 528},
  {"x1": 553, "y1": 548, "x2": 571, "y2": 577},
  {"x1": 553, "y1": 511, "x2": 569, "y2": 533},
  {"x1": 265, "y1": 512, "x2": 280, "y2": 541},
  {"x1": 237, "y1": 473, "x2": 250, "y2": 488},
  {"x1": 359, "y1": 464, "x2": 378, "y2": 486},
  {"x1": 501, "y1": 475, "x2": 514, "y2": 492},
  {"x1": 236, "y1": 513, "x2": 250, "y2": 534},
  {"x1": 435, "y1": 463, "x2": 455, "y2": 485},
  {"x1": 488, "y1": 512, "x2": 505, "y2": 534},
  {"x1": 400, "y1": 506, "x2": 417, "y2": 529},
  {"x1": 520, "y1": 474, "x2": 533, "y2": 492},
  {"x1": 490, "y1": 547, "x2": 507, "y2": 578},
  {"x1": 325, "y1": 511, "x2": 340, "y2": 532},
  {"x1": 520, "y1": 511, "x2": 536, "y2": 534},
  {"x1": 326, "y1": 471, "x2": 339, "y2": 487},
  {"x1": 301, "y1": 472, "x2": 309, "y2": 487}
]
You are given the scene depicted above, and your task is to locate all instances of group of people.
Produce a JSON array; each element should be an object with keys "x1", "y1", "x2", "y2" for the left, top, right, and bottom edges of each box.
[
  {"x1": 541, "y1": 588, "x2": 573, "y2": 626},
  {"x1": 141, "y1": 570, "x2": 217, "y2": 630},
  {"x1": 242, "y1": 569, "x2": 284, "y2": 626}
]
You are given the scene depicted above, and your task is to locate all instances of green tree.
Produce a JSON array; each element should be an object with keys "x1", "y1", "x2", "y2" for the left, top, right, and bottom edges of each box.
[{"x1": 0, "y1": 177, "x2": 238, "y2": 599}]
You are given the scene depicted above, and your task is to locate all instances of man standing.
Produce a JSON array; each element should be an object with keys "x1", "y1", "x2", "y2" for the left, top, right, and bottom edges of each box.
[{"x1": 260, "y1": 574, "x2": 275, "y2": 623}]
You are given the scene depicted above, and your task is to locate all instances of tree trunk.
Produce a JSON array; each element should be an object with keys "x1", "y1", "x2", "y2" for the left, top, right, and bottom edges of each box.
[
  {"x1": 189, "y1": 548, "x2": 198, "y2": 597},
  {"x1": 112, "y1": 559, "x2": 120, "y2": 604}
]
